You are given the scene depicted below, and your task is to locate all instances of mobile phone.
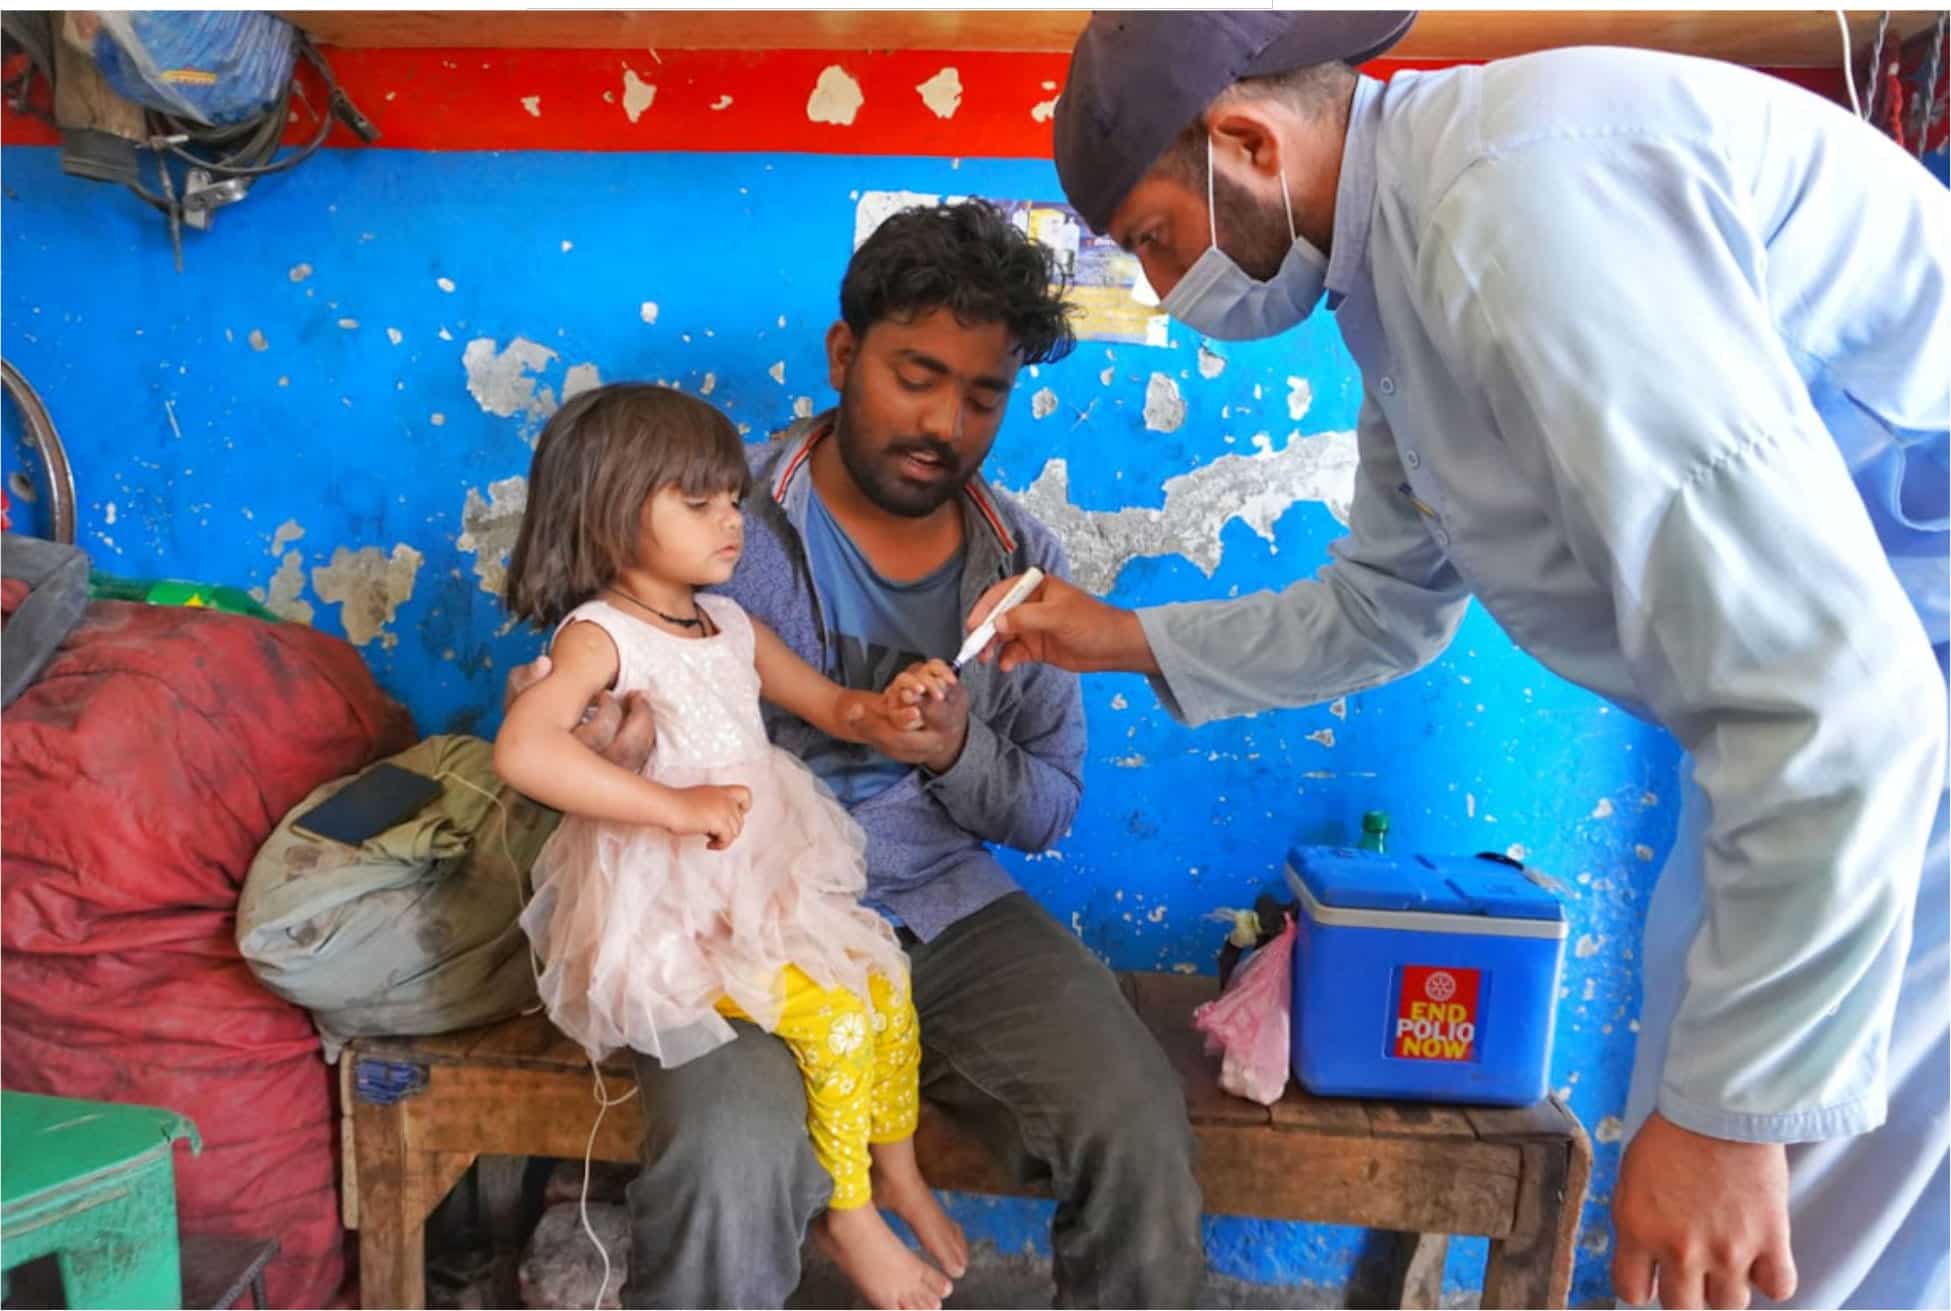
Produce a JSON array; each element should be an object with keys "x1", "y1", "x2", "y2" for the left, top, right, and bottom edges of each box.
[{"x1": 293, "y1": 762, "x2": 443, "y2": 846}]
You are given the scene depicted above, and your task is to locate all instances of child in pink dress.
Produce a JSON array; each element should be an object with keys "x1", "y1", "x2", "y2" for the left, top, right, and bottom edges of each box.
[{"x1": 496, "y1": 383, "x2": 967, "y2": 1310}]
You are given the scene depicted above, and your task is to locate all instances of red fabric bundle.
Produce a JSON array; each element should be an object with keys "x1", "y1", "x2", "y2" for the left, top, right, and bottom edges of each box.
[{"x1": 3, "y1": 600, "x2": 415, "y2": 1307}]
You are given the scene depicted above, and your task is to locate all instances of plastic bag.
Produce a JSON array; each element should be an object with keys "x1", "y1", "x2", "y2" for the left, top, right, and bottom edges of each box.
[
  {"x1": 88, "y1": 11, "x2": 296, "y2": 126},
  {"x1": 1192, "y1": 915, "x2": 1297, "y2": 1105}
]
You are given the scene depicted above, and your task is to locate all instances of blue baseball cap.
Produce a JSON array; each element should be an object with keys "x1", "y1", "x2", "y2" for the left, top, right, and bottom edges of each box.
[{"x1": 1054, "y1": 11, "x2": 1416, "y2": 234}]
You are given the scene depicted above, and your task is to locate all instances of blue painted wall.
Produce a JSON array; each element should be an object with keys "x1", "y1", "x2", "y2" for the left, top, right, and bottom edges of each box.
[{"x1": 2, "y1": 144, "x2": 1682, "y2": 1303}]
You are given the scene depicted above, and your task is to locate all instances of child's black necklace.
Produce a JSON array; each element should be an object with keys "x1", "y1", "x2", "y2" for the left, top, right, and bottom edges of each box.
[{"x1": 606, "y1": 585, "x2": 705, "y2": 631}]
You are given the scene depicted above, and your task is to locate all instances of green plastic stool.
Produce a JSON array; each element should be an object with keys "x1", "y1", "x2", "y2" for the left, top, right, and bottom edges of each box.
[{"x1": 2, "y1": 1090, "x2": 200, "y2": 1309}]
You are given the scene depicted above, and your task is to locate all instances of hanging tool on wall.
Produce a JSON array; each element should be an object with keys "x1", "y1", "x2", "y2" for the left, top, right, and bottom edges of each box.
[
  {"x1": 0, "y1": 11, "x2": 378, "y2": 270},
  {"x1": 1834, "y1": 9, "x2": 1950, "y2": 159},
  {"x1": 1904, "y1": 12, "x2": 1949, "y2": 159}
]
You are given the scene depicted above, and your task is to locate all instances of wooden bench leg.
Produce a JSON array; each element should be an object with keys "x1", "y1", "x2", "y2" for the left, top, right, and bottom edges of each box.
[
  {"x1": 351, "y1": 1073, "x2": 475, "y2": 1310},
  {"x1": 1479, "y1": 1137, "x2": 1586, "y2": 1309},
  {"x1": 1389, "y1": 1232, "x2": 1449, "y2": 1309}
]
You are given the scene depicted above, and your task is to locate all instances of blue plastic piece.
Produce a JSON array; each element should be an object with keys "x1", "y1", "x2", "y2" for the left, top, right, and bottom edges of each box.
[
  {"x1": 354, "y1": 1059, "x2": 428, "y2": 1107},
  {"x1": 1287, "y1": 846, "x2": 1567, "y2": 1106}
]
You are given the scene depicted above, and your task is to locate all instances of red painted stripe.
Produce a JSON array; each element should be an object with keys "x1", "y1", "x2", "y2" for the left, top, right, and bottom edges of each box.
[
  {"x1": 964, "y1": 483, "x2": 1017, "y2": 555},
  {"x1": 1, "y1": 46, "x2": 1849, "y2": 156},
  {"x1": 772, "y1": 420, "x2": 826, "y2": 503}
]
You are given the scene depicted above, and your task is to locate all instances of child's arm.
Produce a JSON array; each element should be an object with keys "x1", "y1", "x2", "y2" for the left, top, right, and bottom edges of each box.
[
  {"x1": 750, "y1": 618, "x2": 926, "y2": 742},
  {"x1": 494, "y1": 621, "x2": 751, "y2": 849}
]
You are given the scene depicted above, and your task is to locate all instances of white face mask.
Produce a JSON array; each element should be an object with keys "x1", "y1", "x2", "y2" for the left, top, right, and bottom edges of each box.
[{"x1": 1159, "y1": 136, "x2": 1329, "y2": 342}]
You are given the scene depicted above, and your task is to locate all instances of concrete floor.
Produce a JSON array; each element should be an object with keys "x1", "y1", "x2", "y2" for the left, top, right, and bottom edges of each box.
[
  {"x1": 788, "y1": 1241, "x2": 1350, "y2": 1310},
  {"x1": 502, "y1": 1199, "x2": 1476, "y2": 1310}
]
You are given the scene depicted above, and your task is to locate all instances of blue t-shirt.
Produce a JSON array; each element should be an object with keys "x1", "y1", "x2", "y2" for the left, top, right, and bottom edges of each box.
[{"x1": 800, "y1": 486, "x2": 964, "y2": 805}]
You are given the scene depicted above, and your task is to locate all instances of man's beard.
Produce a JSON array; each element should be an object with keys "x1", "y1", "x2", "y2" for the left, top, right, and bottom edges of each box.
[
  {"x1": 1211, "y1": 165, "x2": 1294, "y2": 283},
  {"x1": 833, "y1": 387, "x2": 970, "y2": 519}
]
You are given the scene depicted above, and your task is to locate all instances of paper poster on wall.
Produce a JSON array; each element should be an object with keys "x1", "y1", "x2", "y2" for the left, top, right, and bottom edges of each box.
[{"x1": 853, "y1": 189, "x2": 1170, "y2": 348}]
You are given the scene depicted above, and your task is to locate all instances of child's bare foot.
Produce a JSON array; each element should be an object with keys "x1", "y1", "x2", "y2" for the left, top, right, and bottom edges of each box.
[
  {"x1": 871, "y1": 1139, "x2": 970, "y2": 1280},
  {"x1": 812, "y1": 1203, "x2": 953, "y2": 1310}
]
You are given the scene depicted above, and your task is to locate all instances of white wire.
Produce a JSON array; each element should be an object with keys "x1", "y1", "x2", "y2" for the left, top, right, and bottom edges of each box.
[
  {"x1": 436, "y1": 766, "x2": 634, "y2": 1307},
  {"x1": 580, "y1": 1062, "x2": 639, "y2": 1310},
  {"x1": 1836, "y1": 11, "x2": 1863, "y2": 117}
]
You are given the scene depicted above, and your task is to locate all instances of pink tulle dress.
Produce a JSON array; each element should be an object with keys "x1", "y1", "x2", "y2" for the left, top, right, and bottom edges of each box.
[{"x1": 519, "y1": 594, "x2": 908, "y2": 1068}]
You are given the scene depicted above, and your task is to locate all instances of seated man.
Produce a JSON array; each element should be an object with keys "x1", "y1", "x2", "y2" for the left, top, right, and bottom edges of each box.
[{"x1": 507, "y1": 200, "x2": 1205, "y2": 1308}]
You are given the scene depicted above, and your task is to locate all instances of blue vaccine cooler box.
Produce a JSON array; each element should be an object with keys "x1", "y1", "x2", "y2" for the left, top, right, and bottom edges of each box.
[{"x1": 1286, "y1": 846, "x2": 1567, "y2": 1106}]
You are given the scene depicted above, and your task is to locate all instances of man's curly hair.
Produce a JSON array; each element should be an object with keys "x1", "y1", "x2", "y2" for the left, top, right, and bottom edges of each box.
[{"x1": 839, "y1": 200, "x2": 1077, "y2": 366}]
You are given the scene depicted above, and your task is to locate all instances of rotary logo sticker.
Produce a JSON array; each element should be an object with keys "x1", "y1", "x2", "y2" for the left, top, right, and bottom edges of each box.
[{"x1": 1395, "y1": 965, "x2": 1480, "y2": 1061}]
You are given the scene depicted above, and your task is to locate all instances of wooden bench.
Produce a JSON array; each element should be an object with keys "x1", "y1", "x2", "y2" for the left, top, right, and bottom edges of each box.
[{"x1": 342, "y1": 972, "x2": 1591, "y2": 1309}]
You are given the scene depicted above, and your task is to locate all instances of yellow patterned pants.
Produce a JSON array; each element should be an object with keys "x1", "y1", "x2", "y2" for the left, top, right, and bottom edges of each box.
[{"x1": 715, "y1": 967, "x2": 919, "y2": 1210}]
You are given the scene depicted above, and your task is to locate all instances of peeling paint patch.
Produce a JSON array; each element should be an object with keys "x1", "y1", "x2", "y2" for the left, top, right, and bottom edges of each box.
[
  {"x1": 1287, "y1": 376, "x2": 1313, "y2": 422},
  {"x1": 792, "y1": 396, "x2": 815, "y2": 419},
  {"x1": 263, "y1": 550, "x2": 315, "y2": 624},
  {"x1": 521, "y1": 94, "x2": 542, "y2": 117},
  {"x1": 1031, "y1": 95, "x2": 1059, "y2": 123},
  {"x1": 1006, "y1": 428, "x2": 1360, "y2": 593},
  {"x1": 640, "y1": 301, "x2": 659, "y2": 325},
  {"x1": 1634, "y1": 844, "x2": 1655, "y2": 862},
  {"x1": 437, "y1": 277, "x2": 456, "y2": 293},
  {"x1": 1305, "y1": 728, "x2": 1336, "y2": 748},
  {"x1": 1467, "y1": 792, "x2": 1477, "y2": 818},
  {"x1": 248, "y1": 328, "x2": 269, "y2": 351},
  {"x1": 1591, "y1": 797, "x2": 1615, "y2": 820},
  {"x1": 1142, "y1": 373, "x2": 1185, "y2": 433},
  {"x1": 270, "y1": 518, "x2": 305, "y2": 556},
  {"x1": 288, "y1": 263, "x2": 312, "y2": 283},
  {"x1": 386, "y1": 327, "x2": 403, "y2": 345},
  {"x1": 807, "y1": 65, "x2": 864, "y2": 125},
  {"x1": 1031, "y1": 388, "x2": 1058, "y2": 420},
  {"x1": 311, "y1": 544, "x2": 421, "y2": 648},
  {"x1": 622, "y1": 69, "x2": 657, "y2": 122},
  {"x1": 700, "y1": 372, "x2": 717, "y2": 396},
  {"x1": 560, "y1": 240, "x2": 574, "y2": 253},
  {"x1": 1575, "y1": 933, "x2": 1603, "y2": 959},
  {"x1": 563, "y1": 362, "x2": 603, "y2": 401},
  {"x1": 916, "y1": 67, "x2": 962, "y2": 119},
  {"x1": 1506, "y1": 842, "x2": 1528, "y2": 862},
  {"x1": 769, "y1": 361, "x2": 786, "y2": 385},
  {"x1": 337, "y1": 317, "x2": 359, "y2": 330},
  {"x1": 1099, "y1": 366, "x2": 1115, "y2": 386},
  {"x1": 710, "y1": 94, "x2": 733, "y2": 111},
  {"x1": 457, "y1": 476, "x2": 529, "y2": 598},
  {"x1": 104, "y1": 502, "x2": 117, "y2": 525},
  {"x1": 1197, "y1": 344, "x2": 1226, "y2": 379},
  {"x1": 1594, "y1": 1116, "x2": 1625, "y2": 1144},
  {"x1": 463, "y1": 336, "x2": 559, "y2": 424},
  {"x1": 1110, "y1": 693, "x2": 1128, "y2": 711},
  {"x1": 1328, "y1": 697, "x2": 1347, "y2": 720},
  {"x1": 431, "y1": 413, "x2": 446, "y2": 427},
  {"x1": 1111, "y1": 754, "x2": 1147, "y2": 768}
]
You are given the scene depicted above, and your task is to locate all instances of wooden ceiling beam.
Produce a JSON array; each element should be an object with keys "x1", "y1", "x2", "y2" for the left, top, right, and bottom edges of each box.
[{"x1": 282, "y1": 10, "x2": 1935, "y2": 68}]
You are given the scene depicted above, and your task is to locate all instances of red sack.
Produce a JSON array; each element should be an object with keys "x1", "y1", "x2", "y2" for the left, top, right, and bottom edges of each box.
[{"x1": 2, "y1": 600, "x2": 415, "y2": 1308}]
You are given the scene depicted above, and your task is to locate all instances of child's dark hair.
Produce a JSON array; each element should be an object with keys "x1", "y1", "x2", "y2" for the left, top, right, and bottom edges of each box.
[
  {"x1": 840, "y1": 200, "x2": 1077, "y2": 366},
  {"x1": 505, "y1": 384, "x2": 750, "y2": 629}
]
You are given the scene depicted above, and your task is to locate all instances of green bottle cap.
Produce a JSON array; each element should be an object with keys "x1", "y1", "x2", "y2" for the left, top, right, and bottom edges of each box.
[{"x1": 1362, "y1": 810, "x2": 1390, "y2": 834}]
